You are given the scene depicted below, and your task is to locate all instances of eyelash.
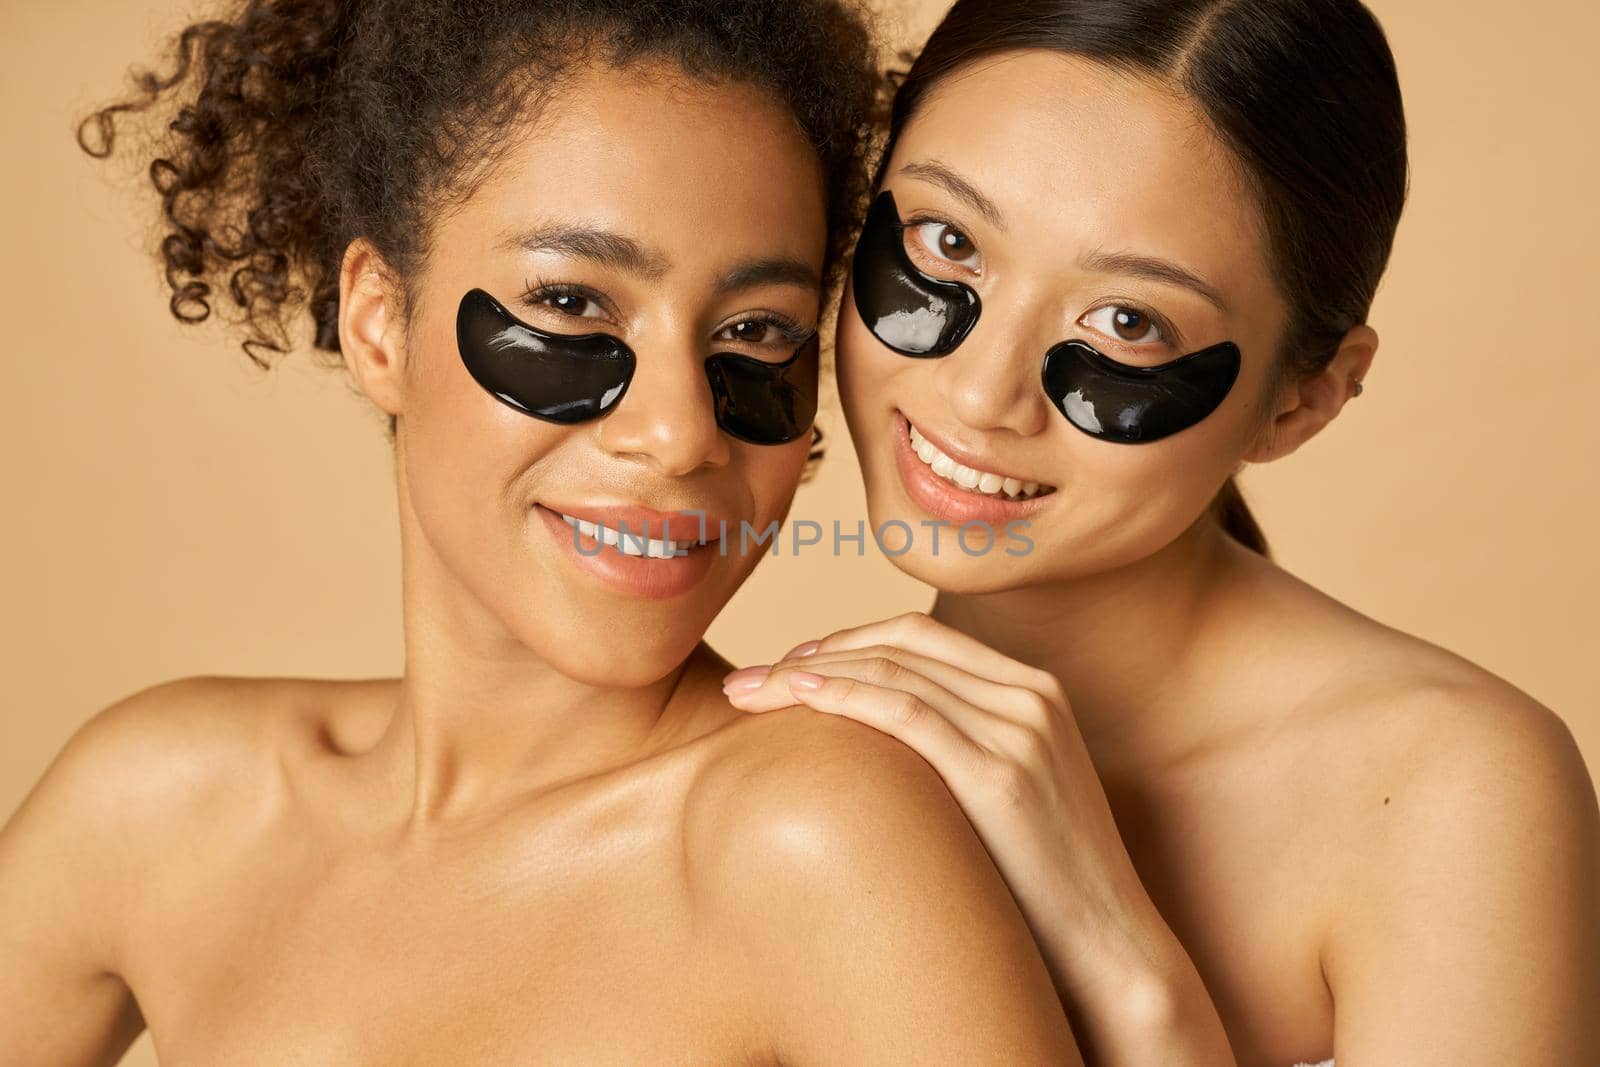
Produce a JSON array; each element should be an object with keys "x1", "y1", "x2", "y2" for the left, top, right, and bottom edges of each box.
[
  {"x1": 895, "y1": 224, "x2": 1187, "y2": 351},
  {"x1": 520, "y1": 278, "x2": 812, "y2": 347},
  {"x1": 904, "y1": 212, "x2": 979, "y2": 271},
  {"x1": 721, "y1": 312, "x2": 814, "y2": 346},
  {"x1": 520, "y1": 278, "x2": 614, "y2": 322},
  {"x1": 1085, "y1": 301, "x2": 1185, "y2": 351}
]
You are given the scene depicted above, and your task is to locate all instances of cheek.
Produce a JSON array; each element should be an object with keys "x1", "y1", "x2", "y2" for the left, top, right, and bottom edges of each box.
[
  {"x1": 1230, "y1": 351, "x2": 1286, "y2": 453},
  {"x1": 835, "y1": 301, "x2": 911, "y2": 441},
  {"x1": 1075, "y1": 434, "x2": 1233, "y2": 514},
  {"x1": 740, "y1": 437, "x2": 810, "y2": 524},
  {"x1": 1036, "y1": 400, "x2": 1254, "y2": 568},
  {"x1": 398, "y1": 327, "x2": 565, "y2": 553}
]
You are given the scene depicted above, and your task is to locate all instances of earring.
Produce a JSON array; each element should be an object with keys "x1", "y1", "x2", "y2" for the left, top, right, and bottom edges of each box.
[{"x1": 1353, "y1": 379, "x2": 1365, "y2": 398}]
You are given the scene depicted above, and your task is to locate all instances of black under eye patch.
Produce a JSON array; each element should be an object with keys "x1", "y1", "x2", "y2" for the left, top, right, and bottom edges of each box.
[
  {"x1": 456, "y1": 288, "x2": 817, "y2": 445},
  {"x1": 1040, "y1": 339, "x2": 1241, "y2": 444},
  {"x1": 704, "y1": 336, "x2": 819, "y2": 445},
  {"x1": 457, "y1": 287, "x2": 633, "y2": 423},
  {"x1": 850, "y1": 190, "x2": 981, "y2": 357}
]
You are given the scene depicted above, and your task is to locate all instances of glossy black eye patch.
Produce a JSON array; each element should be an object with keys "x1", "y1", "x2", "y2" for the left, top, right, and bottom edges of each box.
[
  {"x1": 703, "y1": 335, "x2": 819, "y2": 445},
  {"x1": 850, "y1": 190, "x2": 981, "y2": 357},
  {"x1": 456, "y1": 288, "x2": 817, "y2": 444},
  {"x1": 1040, "y1": 339, "x2": 1241, "y2": 444}
]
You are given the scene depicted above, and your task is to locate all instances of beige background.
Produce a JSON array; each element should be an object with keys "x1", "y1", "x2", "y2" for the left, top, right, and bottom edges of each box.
[{"x1": 3, "y1": 1, "x2": 1597, "y2": 1062}]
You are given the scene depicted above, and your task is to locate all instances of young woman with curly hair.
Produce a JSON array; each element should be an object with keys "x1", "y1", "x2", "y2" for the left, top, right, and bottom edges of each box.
[{"x1": 0, "y1": 2, "x2": 1084, "y2": 1063}]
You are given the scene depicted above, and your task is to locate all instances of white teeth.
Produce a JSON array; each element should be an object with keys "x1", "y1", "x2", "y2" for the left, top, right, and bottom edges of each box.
[
  {"x1": 560, "y1": 513, "x2": 695, "y2": 558},
  {"x1": 905, "y1": 420, "x2": 1051, "y2": 501}
]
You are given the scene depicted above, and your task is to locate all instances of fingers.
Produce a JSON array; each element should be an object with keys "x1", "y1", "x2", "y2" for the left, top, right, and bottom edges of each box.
[
  {"x1": 733, "y1": 643, "x2": 1043, "y2": 726},
  {"x1": 778, "y1": 669, "x2": 989, "y2": 779},
  {"x1": 724, "y1": 652, "x2": 985, "y2": 732},
  {"x1": 794, "y1": 612, "x2": 1061, "y2": 697}
]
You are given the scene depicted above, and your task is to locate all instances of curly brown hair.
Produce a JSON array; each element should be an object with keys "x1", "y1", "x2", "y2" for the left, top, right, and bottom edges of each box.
[{"x1": 79, "y1": 0, "x2": 886, "y2": 386}]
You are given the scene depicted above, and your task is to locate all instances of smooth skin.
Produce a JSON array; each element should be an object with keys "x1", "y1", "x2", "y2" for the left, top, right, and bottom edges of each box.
[
  {"x1": 0, "y1": 59, "x2": 1082, "y2": 1066},
  {"x1": 725, "y1": 52, "x2": 1600, "y2": 1067}
]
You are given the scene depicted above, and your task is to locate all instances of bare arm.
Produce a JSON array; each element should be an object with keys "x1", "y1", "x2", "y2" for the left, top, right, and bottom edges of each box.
[
  {"x1": 722, "y1": 612, "x2": 1600, "y2": 1064},
  {"x1": 1326, "y1": 692, "x2": 1600, "y2": 1064},
  {"x1": 722, "y1": 612, "x2": 1232, "y2": 1064},
  {"x1": 699, "y1": 708, "x2": 1084, "y2": 1066},
  {"x1": 0, "y1": 692, "x2": 162, "y2": 1066}
]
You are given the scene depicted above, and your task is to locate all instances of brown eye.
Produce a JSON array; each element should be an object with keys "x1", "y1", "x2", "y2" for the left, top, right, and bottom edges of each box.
[
  {"x1": 725, "y1": 320, "x2": 775, "y2": 343},
  {"x1": 527, "y1": 287, "x2": 607, "y2": 321},
  {"x1": 1082, "y1": 305, "x2": 1167, "y2": 347},
  {"x1": 1113, "y1": 308, "x2": 1149, "y2": 341},
  {"x1": 910, "y1": 220, "x2": 982, "y2": 269},
  {"x1": 937, "y1": 226, "x2": 974, "y2": 260}
]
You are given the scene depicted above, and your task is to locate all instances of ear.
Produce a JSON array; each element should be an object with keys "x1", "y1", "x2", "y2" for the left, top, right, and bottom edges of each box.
[
  {"x1": 337, "y1": 239, "x2": 406, "y2": 417},
  {"x1": 1243, "y1": 323, "x2": 1377, "y2": 463}
]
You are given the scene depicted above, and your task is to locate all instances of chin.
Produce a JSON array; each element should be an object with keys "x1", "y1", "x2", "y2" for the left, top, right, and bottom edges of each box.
[
  {"x1": 902, "y1": 552, "x2": 1038, "y2": 595},
  {"x1": 531, "y1": 624, "x2": 706, "y2": 690},
  {"x1": 872, "y1": 529, "x2": 1056, "y2": 596},
  {"x1": 857, "y1": 480, "x2": 1166, "y2": 593},
  {"x1": 562, "y1": 654, "x2": 694, "y2": 690}
]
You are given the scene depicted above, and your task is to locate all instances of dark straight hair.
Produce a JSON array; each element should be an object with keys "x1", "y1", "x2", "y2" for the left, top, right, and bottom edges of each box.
[{"x1": 879, "y1": 0, "x2": 1408, "y2": 556}]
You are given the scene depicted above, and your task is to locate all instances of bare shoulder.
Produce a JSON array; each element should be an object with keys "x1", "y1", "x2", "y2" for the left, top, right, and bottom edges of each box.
[
  {"x1": 1253, "y1": 583, "x2": 1600, "y2": 1054},
  {"x1": 14, "y1": 677, "x2": 271, "y2": 827},
  {"x1": 681, "y1": 705, "x2": 1078, "y2": 1064},
  {"x1": 0, "y1": 679, "x2": 282, "y2": 979},
  {"x1": 1326, "y1": 645, "x2": 1598, "y2": 910},
  {"x1": 1210, "y1": 555, "x2": 1600, "y2": 1055},
  {"x1": 1296, "y1": 609, "x2": 1594, "y2": 833},
  {"x1": 1343, "y1": 634, "x2": 1596, "y2": 859},
  {"x1": 0, "y1": 676, "x2": 395, "y2": 1053},
  {"x1": 1228, "y1": 549, "x2": 1592, "y2": 817},
  {"x1": 686, "y1": 703, "x2": 990, "y2": 892},
  {"x1": 7, "y1": 675, "x2": 392, "y2": 855}
]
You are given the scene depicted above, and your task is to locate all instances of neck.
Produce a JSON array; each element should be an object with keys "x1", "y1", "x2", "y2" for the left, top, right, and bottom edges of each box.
[
  {"x1": 932, "y1": 514, "x2": 1243, "y2": 774},
  {"x1": 365, "y1": 463, "x2": 717, "y2": 835}
]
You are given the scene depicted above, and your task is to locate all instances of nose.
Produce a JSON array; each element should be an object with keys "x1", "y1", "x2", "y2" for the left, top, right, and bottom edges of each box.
[
  {"x1": 933, "y1": 311, "x2": 1053, "y2": 437},
  {"x1": 596, "y1": 329, "x2": 730, "y2": 476}
]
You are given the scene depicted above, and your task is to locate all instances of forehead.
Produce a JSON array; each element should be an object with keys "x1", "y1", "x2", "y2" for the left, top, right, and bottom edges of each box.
[
  {"x1": 895, "y1": 51, "x2": 1267, "y2": 285},
  {"x1": 448, "y1": 60, "x2": 828, "y2": 269}
]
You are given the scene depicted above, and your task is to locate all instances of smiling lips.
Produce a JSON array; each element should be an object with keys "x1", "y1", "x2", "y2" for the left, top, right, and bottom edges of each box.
[
  {"x1": 559, "y1": 514, "x2": 701, "y2": 559},
  {"x1": 889, "y1": 410, "x2": 1056, "y2": 528},
  {"x1": 901, "y1": 412, "x2": 1055, "y2": 500},
  {"x1": 906, "y1": 420, "x2": 1053, "y2": 501},
  {"x1": 534, "y1": 501, "x2": 733, "y2": 600},
  {"x1": 543, "y1": 502, "x2": 730, "y2": 551}
]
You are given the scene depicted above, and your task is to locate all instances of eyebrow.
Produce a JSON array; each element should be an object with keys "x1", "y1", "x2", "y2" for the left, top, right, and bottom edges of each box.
[
  {"x1": 501, "y1": 226, "x2": 818, "y2": 294},
  {"x1": 896, "y1": 159, "x2": 1007, "y2": 231},
  {"x1": 503, "y1": 224, "x2": 671, "y2": 280},
  {"x1": 715, "y1": 258, "x2": 821, "y2": 295},
  {"x1": 1078, "y1": 249, "x2": 1228, "y2": 311}
]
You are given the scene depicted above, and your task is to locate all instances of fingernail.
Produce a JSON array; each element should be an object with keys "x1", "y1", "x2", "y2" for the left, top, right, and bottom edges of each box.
[
  {"x1": 788, "y1": 671, "x2": 824, "y2": 691},
  {"x1": 785, "y1": 640, "x2": 821, "y2": 658},
  {"x1": 722, "y1": 666, "x2": 771, "y2": 692}
]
